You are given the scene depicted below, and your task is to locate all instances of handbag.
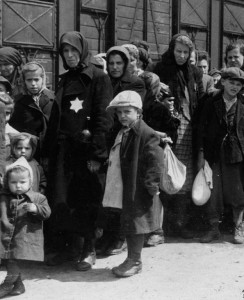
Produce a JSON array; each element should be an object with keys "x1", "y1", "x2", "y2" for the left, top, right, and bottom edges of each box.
[{"x1": 160, "y1": 144, "x2": 186, "y2": 194}]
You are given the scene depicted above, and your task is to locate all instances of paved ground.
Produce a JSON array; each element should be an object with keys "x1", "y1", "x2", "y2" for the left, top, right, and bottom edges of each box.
[{"x1": 1, "y1": 234, "x2": 244, "y2": 300}]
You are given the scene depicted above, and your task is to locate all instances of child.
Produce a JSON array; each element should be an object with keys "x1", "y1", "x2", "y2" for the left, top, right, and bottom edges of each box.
[
  {"x1": 100, "y1": 90, "x2": 163, "y2": 277},
  {"x1": 0, "y1": 156, "x2": 51, "y2": 298},
  {"x1": 197, "y1": 67, "x2": 244, "y2": 244},
  {"x1": 0, "y1": 93, "x2": 19, "y2": 157},
  {"x1": 9, "y1": 61, "x2": 54, "y2": 161},
  {"x1": 7, "y1": 132, "x2": 46, "y2": 194}
]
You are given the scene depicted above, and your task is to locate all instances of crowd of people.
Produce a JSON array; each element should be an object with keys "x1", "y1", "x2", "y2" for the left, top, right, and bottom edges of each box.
[{"x1": 0, "y1": 30, "x2": 244, "y2": 297}]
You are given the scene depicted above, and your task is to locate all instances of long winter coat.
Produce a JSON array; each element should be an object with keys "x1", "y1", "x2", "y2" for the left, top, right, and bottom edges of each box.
[
  {"x1": 118, "y1": 119, "x2": 163, "y2": 235},
  {"x1": 0, "y1": 190, "x2": 51, "y2": 261},
  {"x1": 197, "y1": 91, "x2": 244, "y2": 165}
]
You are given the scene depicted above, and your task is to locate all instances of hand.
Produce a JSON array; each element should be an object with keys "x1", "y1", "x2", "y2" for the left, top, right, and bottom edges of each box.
[
  {"x1": 95, "y1": 227, "x2": 103, "y2": 239},
  {"x1": 23, "y1": 203, "x2": 38, "y2": 213},
  {"x1": 161, "y1": 137, "x2": 173, "y2": 144},
  {"x1": 197, "y1": 150, "x2": 205, "y2": 171},
  {"x1": 87, "y1": 160, "x2": 101, "y2": 173}
]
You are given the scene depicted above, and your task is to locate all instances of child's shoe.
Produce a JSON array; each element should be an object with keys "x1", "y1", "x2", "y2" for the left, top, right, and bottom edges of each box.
[
  {"x1": 233, "y1": 223, "x2": 244, "y2": 244},
  {"x1": 0, "y1": 276, "x2": 15, "y2": 298},
  {"x1": 112, "y1": 258, "x2": 142, "y2": 277},
  {"x1": 10, "y1": 274, "x2": 25, "y2": 296}
]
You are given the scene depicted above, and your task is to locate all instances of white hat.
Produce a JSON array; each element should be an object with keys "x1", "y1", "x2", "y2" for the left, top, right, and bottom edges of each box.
[
  {"x1": 106, "y1": 90, "x2": 142, "y2": 112},
  {"x1": 6, "y1": 156, "x2": 33, "y2": 184}
]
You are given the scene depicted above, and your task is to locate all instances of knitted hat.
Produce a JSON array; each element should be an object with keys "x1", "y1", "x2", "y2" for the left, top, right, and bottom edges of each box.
[{"x1": 5, "y1": 156, "x2": 33, "y2": 184}]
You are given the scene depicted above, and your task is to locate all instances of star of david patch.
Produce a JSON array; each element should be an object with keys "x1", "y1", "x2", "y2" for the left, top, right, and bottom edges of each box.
[{"x1": 70, "y1": 97, "x2": 84, "y2": 113}]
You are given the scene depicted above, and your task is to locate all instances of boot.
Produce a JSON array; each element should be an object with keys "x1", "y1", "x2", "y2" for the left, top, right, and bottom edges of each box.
[
  {"x1": 0, "y1": 276, "x2": 16, "y2": 298},
  {"x1": 200, "y1": 222, "x2": 220, "y2": 243},
  {"x1": 76, "y1": 239, "x2": 96, "y2": 271},
  {"x1": 112, "y1": 258, "x2": 142, "y2": 278},
  {"x1": 10, "y1": 274, "x2": 25, "y2": 296}
]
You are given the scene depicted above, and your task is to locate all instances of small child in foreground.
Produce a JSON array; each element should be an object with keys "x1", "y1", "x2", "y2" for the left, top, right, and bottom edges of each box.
[
  {"x1": 99, "y1": 90, "x2": 163, "y2": 277},
  {"x1": 0, "y1": 156, "x2": 51, "y2": 298}
]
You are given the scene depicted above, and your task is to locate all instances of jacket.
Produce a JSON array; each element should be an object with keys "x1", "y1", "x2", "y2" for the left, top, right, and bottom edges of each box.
[
  {"x1": 119, "y1": 119, "x2": 163, "y2": 234},
  {"x1": 0, "y1": 190, "x2": 51, "y2": 261},
  {"x1": 197, "y1": 92, "x2": 244, "y2": 165}
]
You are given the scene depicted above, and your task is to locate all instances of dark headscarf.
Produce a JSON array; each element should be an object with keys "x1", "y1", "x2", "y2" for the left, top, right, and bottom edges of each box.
[
  {"x1": 0, "y1": 47, "x2": 23, "y2": 66},
  {"x1": 59, "y1": 31, "x2": 89, "y2": 70},
  {"x1": 160, "y1": 33, "x2": 194, "y2": 111}
]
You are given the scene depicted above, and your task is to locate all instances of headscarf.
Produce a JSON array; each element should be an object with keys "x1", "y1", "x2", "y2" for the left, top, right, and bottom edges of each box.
[
  {"x1": 59, "y1": 31, "x2": 89, "y2": 70},
  {"x1": 106, "y1": 46, "x2": 130, "y2": 80},
  {"x1": 0, "y1": 75, "x2": 12, "y2": 93},
  {"x1": 0, "y1": 47, "x2": 23, "y2": 66},
  {"x1": 4, "y1": 156, "x2": 33, "y2": 189},
  {"x1": 160, "y1": 33, "x2": 194, "y2": 111}
]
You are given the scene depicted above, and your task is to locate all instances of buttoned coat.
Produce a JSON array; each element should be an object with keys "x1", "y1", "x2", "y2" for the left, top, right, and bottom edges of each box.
[
  {"x1": 0, "y1": 190, "x2": 51, "y2": 261},
  {"x1": 197, "y1": 91, "x2": 244, "y2": 165},
  {"x1": 119, "y1": 119, "x2": 163, "y2": 235}
]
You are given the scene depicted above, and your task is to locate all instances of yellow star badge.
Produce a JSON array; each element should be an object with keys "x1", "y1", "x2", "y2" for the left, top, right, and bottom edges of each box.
[{"x1": 70, "y1": 97, "x2": 84, "y2": 113}]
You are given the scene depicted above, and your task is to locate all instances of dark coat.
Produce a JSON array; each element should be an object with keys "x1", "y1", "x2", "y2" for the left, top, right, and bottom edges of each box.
[
  {"x1": 9, "y1": 89, "x2": 54, "y2": 149},
  {"x1": 44, "y1": 63, "x2": 113, "y2": 163},
  {"x1": 0, "y1": 190, "x2": 51, "y2": 261},
  {"x1": 197, "y1": 92, "x2": 244, "y2": 165},
  {"x1": 119, "y1": 119, "x2": 163, "y2": 235}
]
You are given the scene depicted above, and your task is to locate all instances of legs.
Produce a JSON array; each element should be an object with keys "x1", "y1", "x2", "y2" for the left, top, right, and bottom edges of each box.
[
  {"x1": 112, "y1": 234, "x2": 144, "y2": 278},
  {"x1": 0, "y1": 259, "x2": 25, "y2": 298}
]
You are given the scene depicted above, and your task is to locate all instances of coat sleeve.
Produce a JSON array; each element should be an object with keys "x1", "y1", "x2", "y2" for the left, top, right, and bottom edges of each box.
[
  {"x1": 32, "y1": 194, "x2": 51, "y2": 221},
  {"x1": 89, "y1": 71, "x2": 113, "y2": 162},
  {"x1": 142, "y1": 130, "x2": 164, "y2": 196}
]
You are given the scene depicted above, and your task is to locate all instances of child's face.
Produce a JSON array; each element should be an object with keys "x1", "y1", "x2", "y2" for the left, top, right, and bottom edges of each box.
[
  {"x1": 13, "y1": 139, "x2": 32, "y2": 160},
  {"x1": 5, "y1": 105, "x2": 13, "y2": 124},
  {"x1": 24, "y1": 69, "x2": 43, "y2": 95},
  {"x1": 116, "y1": 106, "x2": 139, "y2": 127},
  {"x1": 0, "y1": 83, "x2": 7, "y2": 93},
  {"x1": 8, "y1": 170, "x2": 31, "y2": 195},
  {"x1": 221, "y1": 78, "x2": 243, "y2": 99}
]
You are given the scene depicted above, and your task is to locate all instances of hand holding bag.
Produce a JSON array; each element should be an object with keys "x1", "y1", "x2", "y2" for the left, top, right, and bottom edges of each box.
[{"x1": 160, "y1": 144, "x2": 186, "y2": 194}]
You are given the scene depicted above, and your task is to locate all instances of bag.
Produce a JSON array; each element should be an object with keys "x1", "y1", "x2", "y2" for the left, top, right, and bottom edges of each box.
[
  {"x1": 160, "y1": 144, "x2": 186, "y2": 194},
  {"x1": 192, "y1": 161, "x2": 212, "y2": 206}
]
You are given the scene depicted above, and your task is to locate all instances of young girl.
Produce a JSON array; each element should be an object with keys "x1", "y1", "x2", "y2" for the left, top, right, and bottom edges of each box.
[
  {"x1": 0, "y1": 156, "x2": 51, "y2": 298},
  {"x1": 100, "y1": 90, "x2": 163, "y2": 277},
  {"x1": 7, "y1": 132, "x2": 46, "y2": 194},
  {"x1": 198, "y1": 67, "x2": 244, "y2": 244}
]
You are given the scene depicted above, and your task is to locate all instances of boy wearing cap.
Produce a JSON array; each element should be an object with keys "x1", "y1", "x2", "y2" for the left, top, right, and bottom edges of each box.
[
  {"x1": 100, "y1": 90, "x2": 163, "y2": 277},
  {"x1": 197, "y1": 67, "x2": 244, "y2": 244}
]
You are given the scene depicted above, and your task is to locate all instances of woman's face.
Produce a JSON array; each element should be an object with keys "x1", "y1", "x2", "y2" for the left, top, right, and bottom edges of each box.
[
  {"x1": 174, "y1": 42, "x2": 190, "y2": 65},
  {"x1": 107, "y1": 54, "x2": 125, "y2": 78},
  {"x1": 62, "y1": 44, "x2": 80, "y2": 68},
  {"x1": 0, "y1": 64, "x2": 15, "y2": 79}
]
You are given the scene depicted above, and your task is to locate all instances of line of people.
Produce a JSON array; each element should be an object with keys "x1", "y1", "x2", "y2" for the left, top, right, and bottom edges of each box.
[{"x1": 0, "y1": 31, "x2": 244, "y2": 298}]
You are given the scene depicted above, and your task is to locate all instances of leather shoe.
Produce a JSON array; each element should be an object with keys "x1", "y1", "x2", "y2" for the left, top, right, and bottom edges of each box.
[
  {"x1": 112, "y1": 258, "x2": 142, "y2": 277},
  {"x1": 76, "y1": 252, "x2": 96, "y2": 271},
  {"x1": 0, "y1": 281, "x2": 14, "y2": 298},
  {"x1": 10, "y1": 275, "x2": 25, "y2": 296},
  {"x1": 144, "y1": 233, "x2": 164, "y2": 247}
]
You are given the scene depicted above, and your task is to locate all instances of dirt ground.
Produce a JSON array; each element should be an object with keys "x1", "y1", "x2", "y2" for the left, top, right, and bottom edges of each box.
[{"x1": 1, "y1": 234, "x2": 244, "y2": 300}]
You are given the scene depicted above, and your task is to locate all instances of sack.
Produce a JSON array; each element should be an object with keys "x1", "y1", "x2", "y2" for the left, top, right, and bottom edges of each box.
[
  {"x1": 160, "y1": 144, "x2": 186, "y2": 194},
  {"x1": 192, "y1": 161, "x2": 212, "y2": 206}
]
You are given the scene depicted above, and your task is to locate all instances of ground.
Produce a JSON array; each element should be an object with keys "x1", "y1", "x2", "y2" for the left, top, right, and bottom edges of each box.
[{"x1": 1, "y1": 234, "x2": 244, "y2": 300}]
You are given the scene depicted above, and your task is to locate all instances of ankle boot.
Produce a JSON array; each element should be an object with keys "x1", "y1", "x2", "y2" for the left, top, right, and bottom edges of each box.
[
  {"x1": 0, "y1": 275, "x2": 16, "y2": 298},
  {"x1": 9, "y1": 274, "x2": 25, "y2": 296},
  {"x1": 76, "y1": 239, "x2": 96, "y2": 271},
  {"x1": 200, "y1": 222, "x2": 220, "y2": 243}
]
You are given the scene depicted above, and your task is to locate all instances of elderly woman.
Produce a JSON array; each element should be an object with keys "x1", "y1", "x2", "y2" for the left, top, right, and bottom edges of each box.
[
  {"x1": 44, "y1": 31, "x2": 113, "y2": 270},
  {"x1": 0, "y1": 47, "x2": 23, "y2": 96},
  {"x1": 154, "y1": 33, "x2": 204, "y2": 238}
]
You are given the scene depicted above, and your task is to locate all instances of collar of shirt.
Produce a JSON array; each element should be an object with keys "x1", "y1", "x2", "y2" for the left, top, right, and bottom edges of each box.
[{"x1": 223, "y1": 96, "x2": 237, "y2": 112}]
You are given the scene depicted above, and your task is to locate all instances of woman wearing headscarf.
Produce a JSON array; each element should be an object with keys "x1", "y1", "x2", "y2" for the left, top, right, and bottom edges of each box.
[
  {"x1": 0, "y1": 47, "x2": 24, "y2": 96},
  {"x1": 44, "y1": 31, "x2": 113, "y2": 271},
  {"x1": 95, "y1": 46, "x2": 145, "y2": 257},
  {"x1": 153, "y1": 34, "x2": 205, "y2": 238}
]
